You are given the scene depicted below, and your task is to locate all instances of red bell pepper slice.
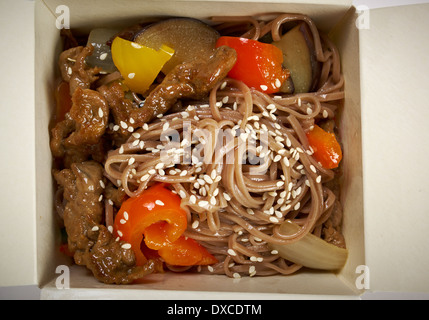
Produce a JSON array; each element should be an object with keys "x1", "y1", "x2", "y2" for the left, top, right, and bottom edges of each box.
[
  {"x1": 215, "y1": 36, "x2": 289, "y2": 94},
  {"x1": 306, "y1": 124, "x2": 343, "y2": 169},
  {"x1": 113, "y1": 183, "x2": 217, "y2": 267}
]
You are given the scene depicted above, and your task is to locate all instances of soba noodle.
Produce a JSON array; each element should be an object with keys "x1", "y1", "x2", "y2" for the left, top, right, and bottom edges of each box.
[{"x1": 103, "y1": 13, "x2": 344, "y2": 277}]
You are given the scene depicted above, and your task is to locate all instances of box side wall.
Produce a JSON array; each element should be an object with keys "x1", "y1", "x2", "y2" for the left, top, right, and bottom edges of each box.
[
  {"x1": 43, "y1": 0, "x2": 349, "y2": 33},
  {"x1": 0, "y1": 0, "x2": 37, "y2": 287},
  {"x1": 329, "y1": 8, "x2": 365, "y2": 293},
  {"x1": 37, "y1": 0, "x2": 361, "y2": 296},
  {"x1": 35, "y1": 0, "x2": 72, "y2": 287}
]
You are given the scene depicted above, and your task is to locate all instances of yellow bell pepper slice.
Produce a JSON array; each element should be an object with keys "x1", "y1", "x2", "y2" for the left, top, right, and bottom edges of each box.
[{"x1": 111, "y1": 37, "x2": 175, "y2": 94}]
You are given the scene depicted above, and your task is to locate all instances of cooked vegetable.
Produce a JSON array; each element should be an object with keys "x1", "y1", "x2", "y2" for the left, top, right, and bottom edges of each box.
[
  {"x1": 111, "y1": 37, "x2": 174, "y2": 94},
  {"x1": 306, "y1": 124, "x2": 342, "y2": 169},
  {"x1": 86, "y1": 28, "x2": 120, "y2": 73},
  {"x1": 113, "y1": 183, "x2": 217, "y2": 267},
  {"x1": 215, "y1": 36, "x2": 289, "y2": 94},
  {"x1": 272, "y1": 23, "x2": 320, "y2": 93},
  {"x1": 268, "y1": 220, "x2": 348, "y2": 270},
  {"x1": 134, "y1": 18, "x2": 219, "y2": 74}
]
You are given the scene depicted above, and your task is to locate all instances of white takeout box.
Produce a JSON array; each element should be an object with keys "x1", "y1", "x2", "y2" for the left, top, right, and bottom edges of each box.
[{"x1": 1, "y1": 0, "x2": 429, "y2": 299}]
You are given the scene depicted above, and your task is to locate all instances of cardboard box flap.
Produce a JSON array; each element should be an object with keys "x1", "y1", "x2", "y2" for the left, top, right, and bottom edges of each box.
[
  {"x1": 0, "y1": 0, "x2": 37, "y2": 287},
  {"x1": 359, "y1": 4, "x2": 429, "y2": 293}
]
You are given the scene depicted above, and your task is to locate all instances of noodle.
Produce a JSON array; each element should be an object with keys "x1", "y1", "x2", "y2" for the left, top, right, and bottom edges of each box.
[{"x1": 103, "y1": 13, "x2": 344, "y2": 277}]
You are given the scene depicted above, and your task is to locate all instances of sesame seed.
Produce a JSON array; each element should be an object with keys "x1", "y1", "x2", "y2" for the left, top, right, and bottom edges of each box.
[
  {"x1": 163, "y1": 122, "x2": 169, "y2": 131},
  {"x1": 99, "y1": 52, "x2": 108, "y2": 60},
  {"x1": 123, "y1": 211, "x2": 129, "y2": 220},
  {"x1": 189, "y1": 195, "x2": 196, "y2": 204},
  {"x1": 155, "y1": 162, "x2": 164, "y2": 170},
  {"x1": 155, "y1": 200, "x2": 165, "y2": 206},
  {"x1": 128, "y1": 157, "x2": 135, "y2": 165},
  {"x1": 323, "y1": 109, "x2": 329, "y2": 118},
  {"x1": 120, "y1": 219, "x2": 126, "y2": 224},
  {"x1": 269, "y1": 216, "x2": 279, "y2": 223},
  {"x1": 316, "y1": 175, "x2": 322, "y2": 183},
  {"x1": 275, "y1": 79, "x2": 281, "y2": 88},
  {"x1": 256, "y1": 257, "x2": 264, "y2": 262},
  {"x1": 120, "y1": 121, "x2": 128, "y2": 129},
  {"x1": 99, "y1": 180, "x2": 105, "y2": 189},
  {"x1": 140, "y1": 174, "x2": 150, "y2": 182},
  {"x1": 158, "y1": 169, "x2": 165, "y2": 176},
  {"x1": 223, "y1": 192, "x2": 231, "y2": 201},
  {"x1": 192, "y1": 220, "x2": 199, "y2": 229},
  {"x1": 233, "y1": 273, "x2": 241, "y2": 279},
  {"x1": 283, "y1": 157, "x2": 290, "y2": 167},
  {"x1": 260, "y1": 85, "x2": 268, "y2": 91},
  {"x1": 98, "y1": 108, "x2": 104, "y2": 118},
  {"x1": 208, "y1": 265, "x2": 214, "y2": 272},
  {"x1": 131, "y1": 42, "x2": 142, "y2": 49},
  {"x1": 294, "y1": 202, "x2": 301, "y2": 210},
  {"x1": 143, "y1": 123, "x2": 149, "y2": 130},
  {"x1": 210, "y1": 196, "x2": 216, "y2": 205},
  {"x1": 310, "y1": 165, "x2": 317, "y2": 173},
  {"x1": 121, "y1": 243, "x2": 131, "y2": 249},
  {"x1": 113, "y1": 125, "x2": 119, "y2": 131},
  {"x1": 91, "y1": 226, "x2": 99, "y2": 232},
  {"x1": 203, "y1": 174, "x2": 213, "y2": 184},
  {"x1": 210, "y1": 169, "x2": 217, "y2": 180},
  {"x1": 198, "y1": 200, "x2": 209, "y2": 208},
  {"x1": 67, "y1": 67, "x2": 72, "y2": 75},
  {"x1": 271, "y1": 249, "x2": 279, "y2": 255},
  {"x1": 276, "y1": 181, "x2": 285, "y2": 187},
  {"x1": 227, "y1": 249, "x2": 237, "y2": 256},
  {"x1": 250, "y1": 256, "x2": 257, "y2": 262},
  {"x1": 132, "y1": 139, "x2": 139, "y2": 146},
  {"x1": 128, "y1": 73, "x2": 135, "y2": 79},
  {"x1": 180, "y1": 170, "x2": 188, "y2": 177},
  {"x1": 107, "y1": 226, "x2": 113, "y2": 233},
  {"x1": 179, "y1": 190, "x2": 186, "y2": 199},
  {"x1": 148, "y1": 169, "x2": 156, "y2": 175},
  {"x1": 98, "y1": 194, "x2": 103, "y2": 202},
  {"x1": 273, "y1": 155, "x2": 282, "y2": 162},
  {"x1": 247, "y1": 208, "x2": 255, "y2": 215}
]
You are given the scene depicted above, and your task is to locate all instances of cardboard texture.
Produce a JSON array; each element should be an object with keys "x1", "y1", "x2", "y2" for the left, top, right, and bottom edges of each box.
[{"x1": 1, "y1": 0, "x2": 428, "y2": 298}]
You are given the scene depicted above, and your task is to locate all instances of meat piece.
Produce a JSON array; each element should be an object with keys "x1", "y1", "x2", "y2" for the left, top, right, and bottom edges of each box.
[
  {"x1": 58, "y1": 45, "x2": 101, "y2": 95},
  {"x1": 65, "y1": 87, "x2": 109, "y2": 146},
  {"x1": 51, "y1": 118, "x2": 75, "y2": 159},
  {"x1": 97, "y1": 81, "x2": 134, "y2": 141},
  {"x1": 50, "y1": 88, "x2": 110, "y2": 168},
  {"x1": 105, "y1": 182, "x2": 128, "y2": 208},
  {"x1": 322, "y1": 199, "x2": 346, "y2": 249},
  {"x1": 129, "y1": 45, "x2": 237, "y2": 128},
  {"x1": 54, "y1": 161, "x2": 154, "y2": 284}
]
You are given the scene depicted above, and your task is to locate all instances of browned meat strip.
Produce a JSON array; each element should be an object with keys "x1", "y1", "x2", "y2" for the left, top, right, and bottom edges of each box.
[
  {"x1": 50, "y1": 88, "x2": 110, "y2": 168},
  {"x1": 97, "y1": 81, "x2": 134, "y2": 141},
  {"x1": 54, "y1": 161, "x2": 154, "y2": 284},
  {"x1": 58, "y1": 45, "x2": 101, "y2": 95},
  {"x1": 65, "y1": 87, "x2": 109, "y2": 146},
  {"x1": 322, "y1": 200, "x2": 346, "y2": 248}
]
